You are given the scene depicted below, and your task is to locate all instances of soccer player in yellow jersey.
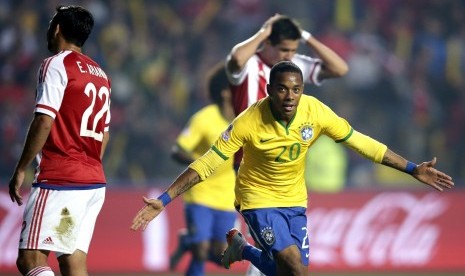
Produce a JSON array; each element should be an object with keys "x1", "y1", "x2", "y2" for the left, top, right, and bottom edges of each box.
[
  {"x1": 169, "y1": 64, "x2": 237, "y2": 275},
  {"x1": 131, "y1": 61, "x2": 454, "y2": 276}
]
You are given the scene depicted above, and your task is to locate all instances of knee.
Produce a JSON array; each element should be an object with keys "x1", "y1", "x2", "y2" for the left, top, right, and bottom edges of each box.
[
  {"x1": 16, "y1": 254, "x2": 28, "y2": 275},
  {"x1": 16, "y1": 250, "x2": 51, "y2": 275},
  {"x1": 275, "y1": 246, "x2": 307, "y2": 275},
  {"x1": 191, "y1": 243, "x2": 209, "y2": 262}
]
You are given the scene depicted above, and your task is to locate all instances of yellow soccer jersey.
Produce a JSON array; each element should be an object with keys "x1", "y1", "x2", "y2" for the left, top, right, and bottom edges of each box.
[
  {"x1": 177, "y1": 104, "x2": 236, "y2": 211},
  {"x1": 189, "y1": 95, "x2": 387, "y2": 211},
  {"x1": 217, "y1": 95, "x2": 355, "y2": 210}
]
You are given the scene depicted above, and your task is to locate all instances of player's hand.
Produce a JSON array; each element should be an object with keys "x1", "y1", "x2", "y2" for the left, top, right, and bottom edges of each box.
[
  {"x1": 260, "y1": 14, "x2": 282, "y2": 37},
  {"x1": 9, "y1": 170, "x2": 24, "y2": 206},
  {"x1": 130, "y1": 196, "x2": 164, "y2": 231},
  {"x1": 413, "y1": 157, "x2": 454, "y2": 191}
]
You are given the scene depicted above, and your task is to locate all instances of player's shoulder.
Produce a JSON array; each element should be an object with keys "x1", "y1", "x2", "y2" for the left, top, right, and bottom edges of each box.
[
  {"x1": 236, "y1": 97, "x2": 268, "y2": 123},
  {"x1": 299, "y1": 95, "x2": 327, "y2": 110},
  {"x1": 189, "y1": 104, "x2": 220, "y2": 123}
]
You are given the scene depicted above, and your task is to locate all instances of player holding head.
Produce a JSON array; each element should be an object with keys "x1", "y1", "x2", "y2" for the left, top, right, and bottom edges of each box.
[
  {"x1": 9, "y1": 5, "x2": 111, "y2": 276},
  {"x1": 131, "y1": 61, "x2": 453, "y2": 275}
]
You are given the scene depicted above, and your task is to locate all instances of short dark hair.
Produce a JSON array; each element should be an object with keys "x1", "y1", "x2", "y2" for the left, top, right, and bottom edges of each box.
[
  {"x1": 51, "y1": 5, "x2": 94, "y2": 47},
  {"x1": 268, "y1": 16, "x2": 301, "y2": 46},
  {"x1": 207, "y1": 63, "x2": 229, "y2": 105},
  {"x1": 269, "y1": 61, "x2": 303, "y2": 85}
]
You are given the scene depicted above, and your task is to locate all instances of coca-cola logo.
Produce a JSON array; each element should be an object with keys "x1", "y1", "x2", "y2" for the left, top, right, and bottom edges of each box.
[{"x1": 308, "y1": 192, "x2": 448, "y2": 267}]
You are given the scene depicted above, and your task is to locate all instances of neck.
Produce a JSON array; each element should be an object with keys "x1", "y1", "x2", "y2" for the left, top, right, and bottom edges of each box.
[
  {"x1": 57, "y1": 40, "x2": 82, "y2": 53},
  {"x1": 62, "y1": 45, "x2": 82, "y2": 53}
]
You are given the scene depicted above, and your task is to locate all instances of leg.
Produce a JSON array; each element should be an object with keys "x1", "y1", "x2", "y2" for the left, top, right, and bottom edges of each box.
[
  {"x1": 209, "y1": 208, "x2": 237, "y2": 266},
  {"x1": 183, "y1": 204, "x2": 214, "y2": 275},
  {"x1": 275, "y1": 245, "x2": 308, "y2": 276},
  {"x1": 169, "y1": 228, "x2": 190, "y2": 270},
  {"x1": 57, "y1": 249, "x2": 88, "y2": 276},
  {"x1": 187, "y1": 240, "x2": 210, "y2": 276},
  {"x1": 209, "y1": 240, "x2": 226, "y2": 265},
  {"x1": 17, "y1": 249, "x2": 53, "y2": 275}
]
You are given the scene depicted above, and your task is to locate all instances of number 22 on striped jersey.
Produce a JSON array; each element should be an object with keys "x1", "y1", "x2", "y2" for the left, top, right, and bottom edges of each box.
[{"x1": 80, "y1": 82, "x2": 110, "y2": 142}]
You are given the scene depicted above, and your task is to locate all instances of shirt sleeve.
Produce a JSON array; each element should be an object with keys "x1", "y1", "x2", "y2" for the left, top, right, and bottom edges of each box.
[
  {"x1": 176, "y1": 114, "x2": 203, "y2": 154},
  {"x1": 35, "y1": 56, "x2": 68, "y2": 118},
  {"x1": 339, "y1": 130, "x2": 387, "y2": 163},
  {"x1": 188, "y1": 146, "x2": 226, "y2": 180},
  {"x1": 316, "y1": 99, "x2": 387, "y2": 163}
]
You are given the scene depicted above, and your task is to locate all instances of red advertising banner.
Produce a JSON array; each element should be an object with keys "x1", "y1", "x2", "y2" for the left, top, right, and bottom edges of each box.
[{"x1": 1, "y1": 188, "x2": 464, "y2": 274}]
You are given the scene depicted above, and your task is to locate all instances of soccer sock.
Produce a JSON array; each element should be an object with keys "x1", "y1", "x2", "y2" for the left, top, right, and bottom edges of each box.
[
  {"x1": 243, "y1": 245, "x2": 276, "y2": 276},
  {"x1": 186, "y1": 259, "x2": 204, "y2": 276},
  {"x1": 26, "y1": 266, "x2": 55, "y2": 276},
  {"x1": 209, "y1": 251, "x2": 222, "y2": 266}
]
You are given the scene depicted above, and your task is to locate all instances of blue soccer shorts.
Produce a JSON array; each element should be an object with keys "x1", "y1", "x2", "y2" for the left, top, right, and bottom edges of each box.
[
  {"x1": 185, "y1": 203, "x2": 237, "y2": 243},
  {"x1": 241, "y1": 207, "x2": 309, "y2": 266}
]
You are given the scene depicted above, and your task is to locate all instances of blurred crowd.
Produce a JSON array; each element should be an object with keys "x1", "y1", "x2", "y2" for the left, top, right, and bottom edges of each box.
[{"x1": 1, "y1": 0, "x2": 464, "y2": 187}]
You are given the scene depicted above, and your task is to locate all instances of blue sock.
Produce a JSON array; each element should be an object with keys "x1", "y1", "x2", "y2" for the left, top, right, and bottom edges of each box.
[
  {"x1": 186, "y1": 259, "x2": 204, "y2": 276},
  {"x1": 242, "y1": 245, "x2": 276, "y2": 276},
  {"x1": 209, "y1": 251, "x2": 222, "y2": 266}
]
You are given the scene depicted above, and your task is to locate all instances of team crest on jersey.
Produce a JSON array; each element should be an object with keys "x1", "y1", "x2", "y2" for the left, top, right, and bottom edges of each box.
[
  {"x1": 221, "y1": 124, "x2": 233, "y2": 141},
  {"x1": 261, "y1": 226, "x2": 275, "y2": 245},
  {"x1": 300, "y1": 125, "x2": 313, "y2": 141}
]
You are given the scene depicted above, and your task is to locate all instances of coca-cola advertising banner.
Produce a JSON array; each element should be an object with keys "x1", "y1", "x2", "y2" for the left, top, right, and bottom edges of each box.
[{"x1": 1, "y1": 188, "x2": 464, "y2": 274}]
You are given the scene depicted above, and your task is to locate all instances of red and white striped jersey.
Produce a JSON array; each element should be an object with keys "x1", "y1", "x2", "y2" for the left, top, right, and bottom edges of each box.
[
  {"x1": 226, "y1": 53, "x2": 322, "y2": 116},
  {"x1": 33, "y1": 50, "x2": 111, "y2": 187}
]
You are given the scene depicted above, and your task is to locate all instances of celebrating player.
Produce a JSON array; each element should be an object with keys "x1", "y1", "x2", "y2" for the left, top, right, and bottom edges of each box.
[{"x1": 131, "y1": 61, "x2": 453, "y2": 276}]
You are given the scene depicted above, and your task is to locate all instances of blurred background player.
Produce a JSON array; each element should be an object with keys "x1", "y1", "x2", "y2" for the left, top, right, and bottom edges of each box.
[
  {"x1": 225, "y1": 13, "x2": 349, "y2": 275},
  {"x1": 8, "y1": 5, "x2": 111, "y2": 276},
  {"x1": 168, "y1": 63, "x2": 237, "y2": 275}
]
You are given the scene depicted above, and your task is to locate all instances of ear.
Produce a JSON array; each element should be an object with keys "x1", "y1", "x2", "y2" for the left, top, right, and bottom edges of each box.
[
  {"x1": 54, "y1": 24, "x2": 61, "y2": 37},
  {"x1": 266, "y1": 84, "x2": 272, "y2": 95}
]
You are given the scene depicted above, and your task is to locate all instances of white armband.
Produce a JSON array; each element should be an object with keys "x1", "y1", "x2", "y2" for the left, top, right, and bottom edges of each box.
[{"x1": 301, "y1": 30, "x2": 312, "y2": 43}]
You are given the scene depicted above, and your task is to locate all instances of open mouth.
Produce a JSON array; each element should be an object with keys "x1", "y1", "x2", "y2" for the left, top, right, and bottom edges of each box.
[{"x1": 283, "y1": 104, "x2": 294, "y2": 112}]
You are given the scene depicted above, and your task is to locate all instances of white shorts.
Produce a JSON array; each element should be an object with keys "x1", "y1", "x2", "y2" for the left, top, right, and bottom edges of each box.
[{"x1": 19, "y1": 187, "x2": 105, "y2": 256}]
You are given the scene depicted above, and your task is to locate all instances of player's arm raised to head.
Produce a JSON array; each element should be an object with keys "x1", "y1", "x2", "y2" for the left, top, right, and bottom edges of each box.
[
  {"x1": 302, "y1": 35, "x2": 348, "y2": 80},
  {"x1": 227, "y1": 14, "x2": 281, "y2": 74}
]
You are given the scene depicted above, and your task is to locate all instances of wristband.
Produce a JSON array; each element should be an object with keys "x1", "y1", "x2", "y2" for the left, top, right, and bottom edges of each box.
[
  {"x1": 301, "y1": 30, "x2": 312, "y2": 42},
  {"x1": 157, "y1": 192, "x2": 172, "y2": 206},
  {"x1": 405, "y1": 161, "x2": 417, "y2": 175}
]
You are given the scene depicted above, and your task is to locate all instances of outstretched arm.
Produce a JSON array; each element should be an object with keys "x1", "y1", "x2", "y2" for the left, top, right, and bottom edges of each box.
[
  {"x1": 342, "y1": 130, "x2": 453, "y2": 191},
  {"x1": 301, "y1": 33, "x2": 348, "y2": 80},
  {"x1": 381, "y1": 149, "x2": 454, "y2": 191},
  {"x1": 130, "y1": 168, "x2": 200, "y2": 231},
  {"x1": 226, "y1": 14, "x2": 281, "y2": 74}
]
